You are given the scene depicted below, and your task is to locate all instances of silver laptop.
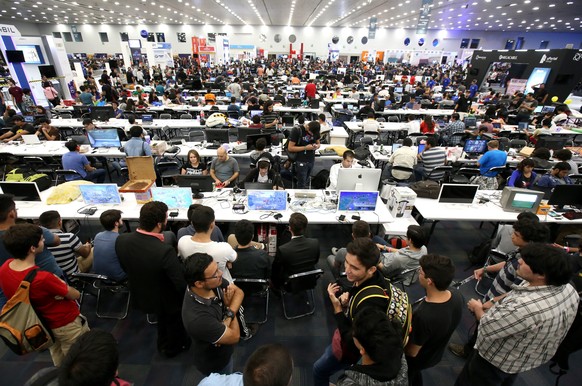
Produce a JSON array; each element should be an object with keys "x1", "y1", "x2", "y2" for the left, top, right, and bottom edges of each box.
[{"x1": 21, "y1": 135, "x2": 42, "y2": 145}]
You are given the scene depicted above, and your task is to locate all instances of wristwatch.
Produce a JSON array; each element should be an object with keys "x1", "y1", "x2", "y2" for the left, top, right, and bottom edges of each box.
[{"x1": 224, "y1": 307, "x2": 235, "y2": 320}]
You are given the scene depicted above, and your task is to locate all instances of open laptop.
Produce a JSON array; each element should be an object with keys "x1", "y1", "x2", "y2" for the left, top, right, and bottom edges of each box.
[
  {"x1": 247, "y1": 190, "x2": 287, "y2": 211},
  {"x1": 0, "y1": 182, "x2": 42, "y2": 202},
  {"x1": 141, "y1": 114, "x2": 154, "y2": 125},
  {"x1": 78, "y1": 184, "x2": 122, "y2": 205},
  {"x1": 21, "y1": 134, "x2": 42, "y2": 145}
]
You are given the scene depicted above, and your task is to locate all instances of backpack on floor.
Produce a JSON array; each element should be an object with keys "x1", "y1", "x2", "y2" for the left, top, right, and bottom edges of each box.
[
  {"x1": 0, "y1": 269, "x2": 54, "y2": 355},
  {"x1": 468, "y1": 239, "x2": 492, "y2": 266}
]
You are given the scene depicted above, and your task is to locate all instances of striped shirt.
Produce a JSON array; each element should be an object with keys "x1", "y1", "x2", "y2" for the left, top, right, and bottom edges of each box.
[
  {"x1": 260, "y1": 111, "x2": 279, "y2": 128},
  {"x1": 47, "y1": 230, "x2": 82, "y2": 279},
  {"x1": 476, "y1": 282, "x2": 579, "y2": 374},
  {"x1": 484, "y1": 250, "x2": 521, "y2": 302},
  {"x1": 419, "y1": 147, "x2": 447, "y2": 179}
]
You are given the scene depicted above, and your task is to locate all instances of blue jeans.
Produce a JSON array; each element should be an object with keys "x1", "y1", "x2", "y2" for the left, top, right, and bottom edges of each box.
[
  {"x1": 295, "y1": 160, "x2": 314, "y2": 188},
  {"x1": 84, "y1": 168, "x2": 106, "y2": 183},
  {"x1": 313, "y1": 345, "x2": 350, "y2": 386}
]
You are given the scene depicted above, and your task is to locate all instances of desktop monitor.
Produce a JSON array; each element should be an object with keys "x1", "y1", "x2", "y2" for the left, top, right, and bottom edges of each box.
[
  {"x1": 287, "y1": 98, "x2": 302, "y2": 107},
  {"x1": 249, "y1": 110, "x2": 263, "y2": 118},
  {"x1": 500, "y1": 187, "x2": 544, "y2": 213},
  {"x1": 247, "y1": 190, "x2": 287, "y2": 211},
  {"x1": 175, "y1": 175, "x2": 214, "y2": 199},
  {"x1": 517, "y1": 122, "x2": 529, "y2": 130},
  {"x1": 247, "y1": 133, "x2": 272, "y2": 150},
  {"x1": 309, "y1": 99, "x2": 319, "y2": 109},
  {"x1": 87, "y1": 129, "x2": 121, "y2": 148},
  {"x1": 73, "y1": 105, "x2": 91, "y2": 118},
  {"x1": 336, "y1": 168, "x2": 382, "y2": 192},
  {"x1": 535, "y1": 136, "x2": 568, "y2": 150},
  {"x1": 541, "y1": 106, "x2": 555, "y2": 114},
  {"x1": 282, "y1": 115, "x2": 294, "y2": 126},
  {"x1": 463, "y1": 139, "x2": 488, "y2": 155},
  {"x1": 437, "y1": 184, "x2": 479, "y2": 204},
  {"x1": 547, "y1": 184, "x2": 582, "y2": 209},
  {"x1": 204, "y1": 128, "x2": 230, "y2": 144},
  {"x1": 90, "y1": 106, "x2": 115, "y2": 121},
  {"x1": 151, "y1": 187, "x2": 193, "y2": 208},
  {"x1": 464, "y1": 117, "x2": 477, "y2": 128},
  {"x1": 337, "y1": 191, "x2": 378, "y2": 211},
  {"x1": 78, "y1": 184, "x2": 122, "y2": 205},
  {"x1": 0, "y1": 182, "x2": 42, "y2": 201},
  {"x1": 394, "y1": 87, "x2": 403, "y2": 93},
  {"x1": 5, "y1": 50, "x2": 25, "y2": 63}
]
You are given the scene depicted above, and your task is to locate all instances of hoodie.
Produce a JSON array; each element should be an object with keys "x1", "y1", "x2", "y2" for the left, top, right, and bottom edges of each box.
[{"x1": 337, "y1": 356, "x2": 408, "y2": 386}]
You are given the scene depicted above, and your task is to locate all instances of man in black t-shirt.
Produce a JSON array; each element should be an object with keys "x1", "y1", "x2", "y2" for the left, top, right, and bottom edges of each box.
[
  {"x1": 454, "y1": 90, "x2": 471, "y2": 113},
  {"x1": 287, "y1": 121, "x2": 321, "y2": 189},
  {"x1": 229, "y1": 220, "x2": 271, "y2": 280},
  {"x1": 182, "y1": 253, "x2": 244, "y2": 375},
  {"x1": 0, "y1": 115, "x2": 34, "y2": 142},
  {"x1": 405, "y1": 254, "x2": 463, "y2": 386}
]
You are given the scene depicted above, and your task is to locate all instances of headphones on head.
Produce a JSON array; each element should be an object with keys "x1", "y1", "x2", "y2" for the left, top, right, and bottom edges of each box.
[{"x1": 257, "y1": 157, "x2": 271, "y2": 171}]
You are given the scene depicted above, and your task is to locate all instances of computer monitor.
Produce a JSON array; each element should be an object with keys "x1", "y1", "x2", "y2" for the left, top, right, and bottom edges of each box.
[
  {"x1": 141, "y1": 114, "x2": 153, "y2": 123},
  {"x1": 394, "y1": 87, "x2": 403, "y2": 93},
  {"x1": 151, "y1": 187, "x2": 193, "y2": 208},
  {"x1": 392, "y1": 143, "x2": 402, "y2": 153},
  {"x1": 437, "y1": 184, "x2": 479, "y2": 204},
  {"x1": 463, "y1": 139, "x2": 488, "y2": 155},
  {"x1": 337, "y1": 191, "x2": 378, "y2": 211},
  {"x1": 309, "y1": 99, "x2": 319, "y2": 109},
  {"x1": 249, "y1": 110, "x2": 263, "y2": 118},
  {"x1": 547, "y1": 184, "x2": 582, "y2": 210},
  {"x1": 237, "y1": 127, "x2": 260, "y2": 142},
  {"x1": 78, "y1": 184, "x2": 122, "y2": 205},
  {"x1": 175, "y1": 174, "x2": 214, "y2": 199},
  {"x1": 73, "y1": 105, "x2": 91, "y2": 118},
  {"x1": 247, "y1": 133, "x2": 272, "y2": 150},
  {"x1": 244, "y1": 182, "x2": 272, "y2": 190},
  {"x1": 517, "y1": 122, "x2": 529, "y2": 130},
  {"x1": 335, "y1": 168, "x2": 382, "y2": 192},
  {"x1": 535, "y1": 136, "x2": 568, "y2": 150},
  {"x1": 287, "y1": 98, "x2": 302, "y2": 107},
  {"x1": 247, "y1": 190, "x2": 287, "y2": 211},
  {"x1": 464, "y1": 116, "x2": 477, "y2": 128},
  {"x1": 500, "y1": 187, "x2": 545, "y2": 213},
  {"x1": 0, "y1": 182, "x2": 42, "y2": 202},
  {"x1": 90, "y1": 106, "x2": 115, "y2": 121},
  {"x1": 87, "y1": 129, "x2": 121, "y2": 148},
  {"x1": 541, "y1": 106, "x2": 555, "y2": 114},
  {"x1": 204, "y1": 128, "x2": 230, "y2": 144},
  {"x1": 282, "y1": 115, "x2": 294, "y2": 126},
  {"x1": 417, "y1": 144, "x2": 426, "y2": 154}
]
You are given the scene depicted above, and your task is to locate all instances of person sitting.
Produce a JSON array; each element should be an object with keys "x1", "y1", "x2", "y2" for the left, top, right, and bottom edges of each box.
[
  {"x1": 327, "y1": 220, "x2": 374, "y2": 277},
  {"x1": 35, "y1": 118, "x2": 60, "y2": 141},
  {"x1": 248, "y1": 114, "x2": 263, "y2": 129},
  {"x1": 177, "y1": 204, "x2": 225, "y2": 241},
  {"x1": 318, "y1": 113, "x2": 332, "y2": 143},
  {"x1": 260, "y1": 100, "x2": 279, "y2": 130},
  {"x1": 414, "y1": 137, "x2": 446, "y2": 181},
  {"x1": 530, "y1": 147, "x2": 554, "y2": 170},
  {"x1": 123, "y1": 126, "x2": 152, "y2": 156},
  {"x1": 406, "y1": 114, "x2": 421, "y2": 134},
  {"x1": 93, "y1": 209, "x2": 127, "y2": 282},
  {"x1": 243, "y1": 158, "x2": 284, "y2": 190},
  {"x1": 337, "y1": 307, "x2": 408, "y2": 386},
  {"x1": 181, "y1": 149, "x2": 207, "y2": 175},
  {"x1": 271, "y1": 213, "x2": 319, "y2": 289},
  {"x1": 534, "y1": 162, "x2": 573, "y2": 189},
  {"x1": 204, "y1": 89, "x2": 216, "y2": 105},
  {"x1": 552, "y1": 106, "x2": 569, "y2": 125},
  {"x1": 362, "y1": 111, "x2": 380, "y2": 136},
  {"x1": 420, "y1": 115, "x2": 436, "y2": 134},
  {"x1": 507, "y1": 158, "x2": 537, "y2": 189},
  {"x1": 210, "y1": 146, "x2": 240, "y2": 188},
  {"x1": 386, "y1": 138, "x2": 416, "y2": 181},
  {"x1": 226, "y1": 96, "x2": 241, "y2": 118},
  {"x1": 440, "y1": 113, "x2": 466, "y2": 146},
  {"x1": 249, "y1": 137, "x2": 274, "y2": 167},
  {"x1": 58, "y1": 329, "x2": 131, "y2": 386},
  {"x1": 377, "y1": 225, "x2": 428, "y2": 285},
  {"x1": 228, "y1": 220, "x2": 271, "y2": 280},
  {"x1": 553, "y1": 148, "x2": 578, "y2": 175},
  {"x1": 470, "y1": 140, "x2": 507, "y2": 189},
  {"x1": 0, "y1": 115, "x2": 35, "y2": 142},
  {"x1": 328, "y1": 150, "x2": 356, "y2": 191},
  {"x1": 61, "y1": 139, "x2": 106, "y2": 183}
]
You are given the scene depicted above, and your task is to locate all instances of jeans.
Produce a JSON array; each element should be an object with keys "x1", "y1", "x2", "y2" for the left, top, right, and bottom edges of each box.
[
  {"x1": 455, "y1": 351, "x2": 517, "y2": 386},
  {"x1": 313, "y1": 345, "x2": 350, "y2": 386},
  {"x1": 84, "y1": 168, "x2": 106, "y2": 183},
  {"x1": 295, "y1": 160, "x2": 314, "y2": 189}
]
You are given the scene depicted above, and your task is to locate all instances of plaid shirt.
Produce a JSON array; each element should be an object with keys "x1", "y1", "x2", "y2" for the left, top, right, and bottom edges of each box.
[
  {"x1": 476, "y1": 282, "x2": 579, "y2": 374},
  {"x1": 442, "y1": 120, "x2": 466, "y2": 145}
]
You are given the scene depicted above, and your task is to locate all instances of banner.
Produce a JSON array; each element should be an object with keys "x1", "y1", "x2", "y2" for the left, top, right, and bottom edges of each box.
[
  {"x1": 416, "y1": 0, "x2": 433, "y2": 34},
  {"x1": 368, "y1": 17, "x2": 377, "y2": 39},
  {"x1": 507, "y1": 79, "x2": 527, "y2": 95}
]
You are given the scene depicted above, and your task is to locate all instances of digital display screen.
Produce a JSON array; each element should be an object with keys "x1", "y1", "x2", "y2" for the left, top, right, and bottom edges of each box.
[
  {"x1": 151, "y1": 188, "x2": 193, "y2": 208},
  {"x1": 87, "y1": 129, "x2": 121, "y2": 148},
  {"x1": 464, "y1": 139, "x2": 488, "y2": 154},
  {"x1": 0, "y1": 182, "x2": 41, "y2": 202},
  {"x1": 337, "y1": 191, "x2": 378, "y2": 211},
  {"x1": 247, "y1": 190, "x2": 287, "y2": 211},
  {"x1": 525, "y1": 67, "x2": 551, "y2": 94},
  {"x1": 78, "y1": 184, "x2": 121, "y2": 205},
  {"x1": 512, "y1": 193, "x2": 538, "y2": 209},
  {"x1": 16, "y1": 45, "x2": 43, "y2": 64}
]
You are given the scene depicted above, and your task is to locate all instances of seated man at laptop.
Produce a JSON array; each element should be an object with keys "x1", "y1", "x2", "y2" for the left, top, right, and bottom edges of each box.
[
  {"x1": 249, "y1": 137, "x2": 274, "y2": 166},
  {"x1": 0, "y1": 115, "x2": 35, "y2": 142},
  {"x1": 377, "y1": 225, "x2": 427, "y2": 285},
  {"x1": 62, "y1": 139, "x2": 106, "y2": 183},
  {"x1": 534, "y1": 162, "x2": 573, "y2": 189},
  {"x1": 210, "y1": 146, "x2": 240, "y2": 188},
  {"x1": 470, "y1": 140, "x2": 507, "y2": 190},
  {"x1": 229, "y1": 220, "x2": 271, "y2": 280},
  {"x1": 385, "y1": 139, "x2": 416, "y2": 181},
  {"x1": 35, "y1": 118, "x2": 60, "y2": 141},
  {"x1": 328, "y1": 150, "x2": 356, "y2": 191},
  {"x1": 242, "y1": 158, "x2": 284, "y2": 190},
  {"x1": 414, "y1": 137, "x2": 446, "y2": 181}
]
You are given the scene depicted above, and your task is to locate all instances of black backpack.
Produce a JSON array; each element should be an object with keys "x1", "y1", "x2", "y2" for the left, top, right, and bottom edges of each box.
[
  {"x1": 311, "y1": 169, "x2": 330, "y2": 189},
  {"x1": 468, "y1": 239, "x2": 492, "y2": 266}
]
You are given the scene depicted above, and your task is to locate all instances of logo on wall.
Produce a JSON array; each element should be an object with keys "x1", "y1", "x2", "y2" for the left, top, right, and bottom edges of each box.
[
  {"x1": 539, "y1": 54, "x2": 559, "y2": 64},
  {"x1": 140, "y1": 30, "x2": 148, "y2": 38},
  {"x1": 574, "y1": 53, "x2": 582, "y2": 62},
  {"x1": 474, "y1": 55, "x2": 487, "y2": 60},
  {"x1": 498, "y1": 55, "x2": 518, "y2": 61}
]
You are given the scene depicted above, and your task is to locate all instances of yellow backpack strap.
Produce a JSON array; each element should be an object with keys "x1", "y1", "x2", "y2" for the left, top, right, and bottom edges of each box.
[{"x1": 349, "y1": 285, "x2": 388, "y2": 320}]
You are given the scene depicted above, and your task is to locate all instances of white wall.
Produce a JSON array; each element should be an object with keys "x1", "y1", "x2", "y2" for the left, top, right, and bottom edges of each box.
[{"x1": 4, "y1": 20, "x2": 582, "y2": 58}]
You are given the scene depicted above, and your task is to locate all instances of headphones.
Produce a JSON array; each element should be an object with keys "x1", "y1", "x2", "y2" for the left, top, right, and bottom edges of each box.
[{"x1": 257, "y1": 157, "x2": 271, "y2": 171}]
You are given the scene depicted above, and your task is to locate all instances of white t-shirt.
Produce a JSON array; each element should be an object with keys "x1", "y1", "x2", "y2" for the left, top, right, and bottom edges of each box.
[
  {"x1": 407, "y1": 120, "x2": 421, "y2": 134},
  {"x1": 177, "y1": 237, "x2": 237, "y2": 282}
]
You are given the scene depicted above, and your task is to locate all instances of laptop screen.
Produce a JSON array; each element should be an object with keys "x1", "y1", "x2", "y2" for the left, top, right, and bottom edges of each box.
[
  {"x1": 151, "y1": 188, "x2": 193, "y2": 208},
  {"x1": 87, "y1": 129, "x2": 121, "y2": 148},
  {"x1": 247, "y1": 190, "x2": 287, "y2": 211},
  {"x1": 0, "y1": 182, "x2": 42, "y2": 202},
  {"x1": 24, "y1": 116, "x2": 35, "y2": 123},
  {"x1": 78, "y1": 184, "x2": 122, "y2": 205},
  {"x1": 141, "y1": 114, "x2": 153, "y2": 122},
  {"x1": 337, "y1": 191, "x2": 378, "y2": 211}
]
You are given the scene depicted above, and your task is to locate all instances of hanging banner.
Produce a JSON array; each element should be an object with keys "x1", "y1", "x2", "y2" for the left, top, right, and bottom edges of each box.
[
  {"x1": 368, "y1": 17, "x2": 377, "y2": 39},
  {"x1": 191, "y1": 36, "x2": 199, "y2": 54},
  {"x1": 507, "y1": 79, "x2": 527, "y2": 95}
]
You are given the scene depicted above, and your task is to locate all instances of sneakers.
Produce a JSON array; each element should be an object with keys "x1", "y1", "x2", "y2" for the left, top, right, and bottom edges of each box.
[
  {"x1": 448, "y1": 343, "x2": 469, "y2": 359},
  {"x1": 331, "y1": 247, "x2": 339, "y2": 256},
  {"x1": 241, "y1": 323, "x2": 260, "y2": 341}
]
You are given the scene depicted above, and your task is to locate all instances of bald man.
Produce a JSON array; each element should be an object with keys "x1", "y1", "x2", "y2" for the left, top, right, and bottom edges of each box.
[{"x1": 210, "y1": 146, "x2": 240, "y2": 188}]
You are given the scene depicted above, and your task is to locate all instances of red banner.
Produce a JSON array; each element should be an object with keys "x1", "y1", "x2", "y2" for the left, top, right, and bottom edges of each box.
[
  {"x1": 200, "y1": 46, "x2": 215, "y2": 52},
  {"x1": 191, "y1": 36, "x2": 199, "y2": 54}
]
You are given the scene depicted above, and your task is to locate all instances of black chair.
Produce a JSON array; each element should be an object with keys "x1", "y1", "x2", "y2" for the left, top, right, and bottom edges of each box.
[
  {"x1": 569, "y1": 174, "x2": 582, "y2": 185},
  {"x1": 71, "y1": 272, "x2": 130, "y2": 320},
  {"x1": 281, "y1": 269, "x2": 324, "y2": 320},
  {"x1": 180, "y1": 113, "x2": 193, "y2": 120},
  {"x1": 232, "y1": 278, "x2": 269, "y2": 324},
  {"x1": 509, "y1": 139, "x2": 527, "y2": 149},
  {"x1": 0, "y1": 152, "x2": 20, "y2": 181},
  {"x1": 426, "y1": 165, "x2": 453, "y2": 182},
  {"x1": 389, "y1": 266, "x2": 421, "y2": 290},
  {"x1": 389, "y1": 165, "x2": 415, "y2": 183},
  {"x1": 451, "y1": 167, "x2": 480, "y2": 184},
  {"x1": 159, "y1": 113, "x2": 172, "y2": 120},
  {"x1": 54, "y1": 169, "x2": 83, "y2": 185},
  {"x1": 188, "y1": 130, "x2": 205, "y2": 142},
  {"x1": 387, "y1": 116, "x2": 399, "y2": 122},
  {"x1": 156, "y1": 161, "x2": 181, "y2": 186},
  {"x1": 23, "y1": 367, "x2": 59, "y2": 386}
]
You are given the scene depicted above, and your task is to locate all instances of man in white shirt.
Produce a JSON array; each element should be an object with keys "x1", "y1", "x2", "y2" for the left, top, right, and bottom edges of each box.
[
  {"x1": 328, "y1": 150, "x2": 355, "y2": 191},
  {"x1": 387, "y1": 138, "x2": 417, "y2": 180},
  {"x1": 227, "y1": 78, "x2": 242, "y2": 100},
  {"x1": 177, "y1": 205, "x2": 237, "y2": 282},
  {"x1": 362, "y1": 112, "x2": 380, "y2": 136}
]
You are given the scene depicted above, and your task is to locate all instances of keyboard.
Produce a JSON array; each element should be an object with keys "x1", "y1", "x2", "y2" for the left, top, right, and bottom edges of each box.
[{"x1": 295, "y1": 191, "x2": 317, "y2": 199}]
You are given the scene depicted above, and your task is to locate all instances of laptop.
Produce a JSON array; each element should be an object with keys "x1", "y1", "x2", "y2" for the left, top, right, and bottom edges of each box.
[
  {"x1": 151, "y1": 187, "x2": 193, "y2": 208},
  {"x1": 337, "y1": 191, "x2": 378, "y2": 212},
  {"x1": 24, "y1": 116, "x2": 35, "y2": 123},
  {"x1": 21, "y1": 134, "x2": 42, "y2": 145},
  {"x1": 0, "y1": 182, "x2": 42, "y2": 202},
  {"x1": 78, "y1": 184, "x2": 122, "y2": 205},
  {"x1": 141, "y1": 114, "x2": 154, "y2": 125},
  {"x1": 247, "y1": 190, "x2": 287, "y2": 211}
]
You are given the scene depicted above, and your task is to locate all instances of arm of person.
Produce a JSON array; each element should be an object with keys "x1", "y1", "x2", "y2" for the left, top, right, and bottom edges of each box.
[
  {"x1": 405, "y1": 342, "x2": 422, "y2": 358},
  {"x1": 75, "y1": 241, "x2": 92, "y2": 258},
  {"x1": 474, "y1": 261, "x2": 506, "y2": 280},
  {"x1": 225, "y1": 171, "x2": 239, "y2": 186},
  {"x1": 209, "y1": 163, "x2": 220, "y2": 184},
  {"x1": 216, "y1": 314, "x2": 240, "y2": 345},
  {"x1": 507, "y1": 170, "x2": 519, "y2": 187},
  {"x1": 64, "y1": 284, "x2": 81, "y2": 300},
  {"x1": 223, "y1": 282, "x2": 244, "y2": 314},
  {"x1": 42, "y1": 126, "x2": 59, "y2": 141}
]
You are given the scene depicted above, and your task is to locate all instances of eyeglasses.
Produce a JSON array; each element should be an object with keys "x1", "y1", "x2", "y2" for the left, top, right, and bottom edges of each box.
[{"x1": 204, "y1": 269, "x2": 221, "y2": 281}]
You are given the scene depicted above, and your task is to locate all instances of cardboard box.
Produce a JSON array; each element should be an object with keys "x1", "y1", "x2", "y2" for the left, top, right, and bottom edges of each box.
[
  {"x1": 119, "y1": 156, "x2": 156, "y2": 204},
  {"x1": 150, "y1": 141, "x2": 167, "y2": 155},
  {"x1": 387, "y1": 187, "x2": 417, "y2": 218}
]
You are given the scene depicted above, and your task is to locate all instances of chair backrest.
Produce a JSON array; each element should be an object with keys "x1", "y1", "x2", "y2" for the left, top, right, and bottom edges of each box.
[
  {"x1": 388, "y1": 116, "x2": 399, "y2": 122},
  {"x1": 180, "y1": 113, "x2": 193, "y2": 120},
  {"x1": 509, "y1": 139, "x2": 527, "y2": 149},
  {"x1": 233, "y1": 278, "x2": 269, "y2": 294},
  {"x1": 284, "y1": 269, "x2": 323, "y2": 293},
  {"x1": 159, "y1": 113, "x2": 172, "y2": 120},
  {"x1": 427, "y1": 165, "x2": 453, "y2": 182}
]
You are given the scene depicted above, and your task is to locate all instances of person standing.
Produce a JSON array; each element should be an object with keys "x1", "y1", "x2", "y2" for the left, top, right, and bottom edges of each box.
[
  {"x1": 7, "y1": 79, "x2": 24, "y2": 113},
  {"x1": 455, "y1": 244, "x2": 579, "y2": 386},
  {"x1": 115, "y1": 201, "x2": 190, "y2": 358},
  {"x1": 287, "y1": 121, "x2": 321, "y2": 189}
]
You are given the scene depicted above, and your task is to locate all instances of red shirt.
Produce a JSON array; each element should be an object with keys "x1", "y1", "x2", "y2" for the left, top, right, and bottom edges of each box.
[
  {"x1": 0, "y1": 260, "x2": 79, "y2": 329},
  {"x1": 9, "y1": 86, "x2": 23, "y2": 103},
  {"x1": 420, "y1": 121, "x2": 435, "y2": 134},
  {"x1": 305, "y1": 83, "x2": 317, "y2": 99}
]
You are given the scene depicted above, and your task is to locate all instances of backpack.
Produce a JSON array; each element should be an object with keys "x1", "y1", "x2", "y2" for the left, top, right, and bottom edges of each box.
[
  {"x1": 311, "y1": 169, "x2": 330, "y2": 189},
  {"x1": 409, "y1": 180, "x2": 441, "y2": 199},
  {"x1": 5, "y1": 168, "x2": 52, "y2": 191},
  {"x1": 468, "y1": 239, "x2": 492, "y2": 266},
  {"x1": 283, "y1": 126, "x2": 302, "y2": 162},
  {"x1": 0, "y1": 269, "x2": 54, "y2": 355}
]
